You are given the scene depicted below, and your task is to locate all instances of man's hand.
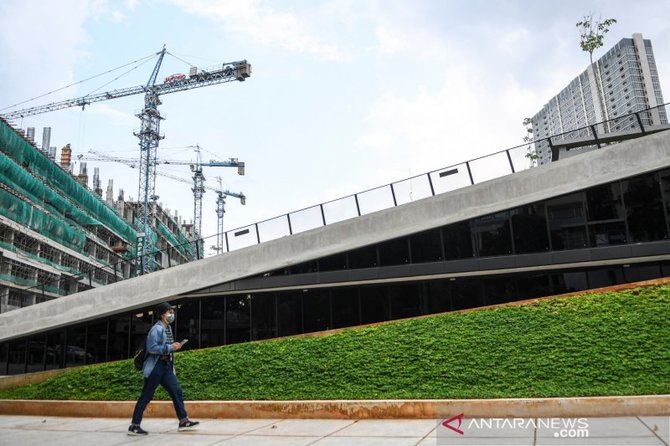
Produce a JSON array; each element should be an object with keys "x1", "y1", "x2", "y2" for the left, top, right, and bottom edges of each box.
[{"x1": 172, "y1": 342, "x2": 182, "y2": 351}]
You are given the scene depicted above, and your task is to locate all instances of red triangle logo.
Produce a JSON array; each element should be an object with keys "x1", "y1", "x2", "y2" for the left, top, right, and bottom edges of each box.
[{"x1": 442, "y1": 413, "x2": 465, "y2": 435}]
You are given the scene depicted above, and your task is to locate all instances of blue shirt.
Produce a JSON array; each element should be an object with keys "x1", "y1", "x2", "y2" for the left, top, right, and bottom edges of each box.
[{"x1": 142, "y1": 321, "x2": 175, "y2": 378}]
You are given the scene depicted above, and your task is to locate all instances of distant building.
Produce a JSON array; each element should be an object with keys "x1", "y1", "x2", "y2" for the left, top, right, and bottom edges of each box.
[
  {"x1": 0, "y1": 119, "x2": 195, "y2": 312},
  {"x1": 532, "y1": 33, "x2": 667, "y2": 164}
]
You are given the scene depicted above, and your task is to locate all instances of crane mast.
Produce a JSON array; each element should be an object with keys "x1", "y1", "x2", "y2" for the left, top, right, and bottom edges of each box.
[
  {"x1": 192, "y1": 146, "x2": 205, "y2": 258},
  {"x1": 1, "y1": 48, "x2": 251, "y2": 273},
  {"x1": 214, "y1": 177, "x2": 226, "y2": 255},
  {"x1": 134, "y1": 48, "x2": 167, "y2": 273},
  {"x1": 81, "y1": 149, "x2": 245, "y2": 257}
]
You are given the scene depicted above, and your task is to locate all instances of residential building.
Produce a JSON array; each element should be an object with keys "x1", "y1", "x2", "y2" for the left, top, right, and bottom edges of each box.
[{"x1": 532, "y1": 33, "x2": 667, "y2": 164}]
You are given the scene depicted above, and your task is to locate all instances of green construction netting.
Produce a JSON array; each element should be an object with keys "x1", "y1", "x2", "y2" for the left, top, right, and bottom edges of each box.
[
  {"x1": 157, "y1": 221, "x2": 191, "y2": 257},
  {"x1": 0, "y1": 151, "x2": 101, "y2": 227},
  {"x1": 0, "y1": 274, "x2": 65, "y2": 295},
  {"x1": 0, "y1": 120, "x2": 137, "y2": 245},
  {"x1": 0, "y1": 188, "x2": 86, "y2": 252},
  {"x1": 0, "y1": 239, "x2": 80, "y2": 276}
]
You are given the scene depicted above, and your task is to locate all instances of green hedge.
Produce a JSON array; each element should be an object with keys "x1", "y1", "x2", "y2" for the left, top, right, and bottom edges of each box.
[{"x1": 1, "y1": 284, "x2": 668, "y2": 400}]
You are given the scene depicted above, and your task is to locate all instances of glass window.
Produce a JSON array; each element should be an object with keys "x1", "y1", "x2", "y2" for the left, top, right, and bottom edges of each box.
[
  {"x1": 175, "y1": 299, "x2": 200, "y2": 349},
  {"x1": 442, "y1": 221, "x2": 473, "y2": 260},
  {"x1": 348, "y1": 245, "x2": 378, "y2": 269},
  {"x1": 547, "y1": 193, "x2": 588, "y2": 250},
  {"x1": 587, "y1": 267, "x2": 624, "y2": 288},
  {"x1": 450, "y1": 279, "x2": 483, "y2": 311},
  {"x1": 425, "y1": 281, "x2": 451, "y2": 313},
  {"x1": 200, "y1": 296, "x2": 226, "y2": 348},
  {"x1": 277, "y1": 292, "x2": 303, "y2": 337},
  {"x1": 410, "y1": 229, "x2": 443, "y2": 263},
  {"x1": 108, "y1": 313, "x2": 130, "y2": 361},
  {"x1": 0, "y1": 343, "x2": 7, "y2": 375},
  {"x1": 288, "y1": 261, "x2": 317, "y2": 275},
  {"x1": 483, "y1": 277, "x2": 518, "y2": 305},
  {"x1": 588, "y1": 222, "x2": 627, "y2": 247},
  {"x1": 8, "y1": 340, "x2": 26, "y2": 375},
  {"x1": 318, "y1": 253, "x2": 348, "y2": 272},
  {"x1": 45, "y1": 329, "x2": 65, "y2": 370},
  {"x1": 331, "y1": 288, "x2": 360, "y2": 329},
  {"x1": 516, "y1": 274, "x2": 551, "y2": 300},
  {"x1": 624, "y1": 173, "x2": 667, "y2": 242},
  {"x1": 130, "y1": 309, "x2": 153, "y2": 360},
  {"x1": 378, "y1": 238, "x2": 409, "y2": 266},
  {"x1": 552, "y1": 271, "x2": 588, "y2": 293},
  {"x1": 659, "y1": 169, "x2": 670, "y2": 234},
  {"x1": 472, "y1": 211, "x2": 512, "y2": 257},
  {"x1": 623, "y1": 264, "x2": 661, "y2": 283},
  {"x1": 389, "y1": 283, "x2": 423, "y2": 319},
  {"x1": 66, "y1": 324, "x2": 87, "y2": 367},
  {"x1": 87, "y1": 320, "x2": 108, "y2": 365},
  {"x1": 510, "y1": 204, "x2": 549, "y2": 254},
  {"x1": 302, "y1": 289, "x2": 330, "y2": 333},
  {"x1": 586, "y1": 183, "x2": 624, "y2": 221},
  {"x1": 26, "y1": 334, "x2": 45, "y2": 373},
  {"x1": 251, "y1": 294, "x2": 276, "y2": 341},
  {"x1": 226, "y1": 295, "x2": 250, "y2": 344},
  {"x1": 360, "y1": 285, "x2": 389, "y2": 324}
]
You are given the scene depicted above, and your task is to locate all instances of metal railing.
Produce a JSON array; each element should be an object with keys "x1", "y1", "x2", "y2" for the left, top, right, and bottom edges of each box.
[{"x1": 7, "y1": 102, "x2": 668, "y2": 310}]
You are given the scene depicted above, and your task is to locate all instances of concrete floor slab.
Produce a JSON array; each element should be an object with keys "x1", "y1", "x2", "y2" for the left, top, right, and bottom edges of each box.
[
  {"x1": 312, "y1": 437, "x2": 424, "y2": 446},
  {"x1": 536, "y1": 416, "x2": 657, "y2": 438},
  {"x1": 425, "y1": 436, "x2": 534, "y2": 446},
  {"x1": 0, "y1": 414, "x2": 46, "y2": 428},
  {"x1": 127, "y1": 432, "x2": 233, "y2": 445},
  {"x1": 181, "y1": 418, "x2": 282, "y2": 435},
  {"x1": 211, "y1": 435, "x2": 322, "y2": 445},
  {"x1": 639, "y1": 416, "x2": 670, "y2": 443},
  {"x1": 332, "y1": 419, "x2": 436, "y2": 437},
  {"x1": 535, "y1": 437, "x2": 666, "y2": 445},
  {"x1": 2, "y1": 415, "x2": 668, "y2": 446},
  {"x1": 251, "y1": 418, "x2": 356, "y2": 436}
]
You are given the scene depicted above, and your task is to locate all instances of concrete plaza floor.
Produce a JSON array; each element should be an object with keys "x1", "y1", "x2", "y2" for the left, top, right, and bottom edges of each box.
[{"x1": 0, "y1": 415, "x2": 668, "y2": 445}]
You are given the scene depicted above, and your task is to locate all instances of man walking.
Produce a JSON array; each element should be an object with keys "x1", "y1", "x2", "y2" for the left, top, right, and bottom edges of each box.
[{"x1": 128, "y1": 302, "x2": 199, "y2": 435}]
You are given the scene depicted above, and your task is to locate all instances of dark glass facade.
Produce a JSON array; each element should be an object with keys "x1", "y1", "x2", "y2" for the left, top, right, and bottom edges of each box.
[{"x1": 2, "y1": 169, "x2": 670, "y2": 375}]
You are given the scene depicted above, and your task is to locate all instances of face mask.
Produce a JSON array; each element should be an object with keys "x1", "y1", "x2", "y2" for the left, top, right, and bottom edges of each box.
[{"x1": 165, "y1": 314, "x2": 175, "y2": 324}]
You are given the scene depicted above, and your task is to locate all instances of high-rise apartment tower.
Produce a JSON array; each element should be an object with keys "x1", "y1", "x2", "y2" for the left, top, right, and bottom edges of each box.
[{"x1": 532, "y1": 33, "x2": 666, "y2": 164}]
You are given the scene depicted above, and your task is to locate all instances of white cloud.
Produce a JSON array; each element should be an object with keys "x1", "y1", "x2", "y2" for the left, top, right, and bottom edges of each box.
[
  {"x1": 354, "y1": 64, "x2": 545, "y2": 182},
  {"x1": 375, "y1": 25, "x2": 410, "y2": 55},
  {"x1": 171, "y1": 0, "x2": 349, "y2": 61}
]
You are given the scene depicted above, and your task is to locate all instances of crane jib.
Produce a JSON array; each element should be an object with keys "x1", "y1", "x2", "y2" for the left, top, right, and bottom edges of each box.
[{"x1": 0, "y1": 61, "x2": 251, "y2": 120}]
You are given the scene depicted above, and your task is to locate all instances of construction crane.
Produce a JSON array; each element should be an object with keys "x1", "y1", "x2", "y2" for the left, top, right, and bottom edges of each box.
[
  {"x1": 79, "y1": 150, "x2": 246, "y2": 255},
  {"x1": 157, "y1": 171, "x2": 245, "y2": 256},
  {"x1": 1, "y1": 47, "x2": 251, "y2": 273}
]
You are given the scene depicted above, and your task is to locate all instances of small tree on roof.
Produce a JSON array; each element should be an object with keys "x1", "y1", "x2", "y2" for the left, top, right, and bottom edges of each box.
[{"x1": 576, "y1": 14, "x2": 617, "y2": 66}]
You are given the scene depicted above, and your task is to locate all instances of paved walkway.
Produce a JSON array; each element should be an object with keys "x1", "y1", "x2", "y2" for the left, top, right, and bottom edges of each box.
[{"x1": 0, "y1": 415, "x2": 668, "y2": 445}]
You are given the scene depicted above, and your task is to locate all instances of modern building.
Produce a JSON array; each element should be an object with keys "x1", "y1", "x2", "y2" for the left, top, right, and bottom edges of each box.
[
  {"x1": 0, "y1": 118, "x2": 195, "y2": 313},
  {"x1": 532, "y1": 33, "x2": 667, "y2": 165},
  {"x1": 1, "y1": 125, "x2": 669, "y2": 375}
]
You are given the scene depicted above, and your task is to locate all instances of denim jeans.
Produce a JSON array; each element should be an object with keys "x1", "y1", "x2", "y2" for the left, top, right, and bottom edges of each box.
[{"x1": 131, "y1": 359, "x2": 188, "y2": 425}]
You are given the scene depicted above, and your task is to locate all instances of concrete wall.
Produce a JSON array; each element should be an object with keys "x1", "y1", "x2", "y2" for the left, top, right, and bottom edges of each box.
[{"x1": 1, "y1": 130, "x2": 669, "y2": 342}]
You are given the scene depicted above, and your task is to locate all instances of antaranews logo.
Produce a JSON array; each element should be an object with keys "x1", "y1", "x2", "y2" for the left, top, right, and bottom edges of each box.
[
  {"x1": 441, "y1": 413, "x2": 465, "y2": 435},
  {"x1": 438, "y1": 415, "x2": 590, "y2": 440}
]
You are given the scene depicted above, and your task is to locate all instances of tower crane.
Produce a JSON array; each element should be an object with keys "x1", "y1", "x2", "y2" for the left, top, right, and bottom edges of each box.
[
  {"x1": 1, "y1": 47, "x2": 251, "y2": 273},
  {"x1": 79, "y1": 150, "x2": 246, "y2": 256},
  {"x1": 156, "y1": 171, "x2": 245, "y2": 256}
]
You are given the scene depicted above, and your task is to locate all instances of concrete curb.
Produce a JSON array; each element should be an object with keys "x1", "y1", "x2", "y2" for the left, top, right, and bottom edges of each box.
[{"x1": 1, "y1": 395, "x2": 668, "y2": 419}]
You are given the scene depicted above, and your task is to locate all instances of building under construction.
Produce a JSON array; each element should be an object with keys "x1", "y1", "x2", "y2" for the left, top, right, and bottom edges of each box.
[{"x1": 0, "y1": 117, "x2": 195, "y2": 313}]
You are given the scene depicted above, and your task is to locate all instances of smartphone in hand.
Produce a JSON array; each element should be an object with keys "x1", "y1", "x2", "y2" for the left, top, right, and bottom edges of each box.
[{"x1": 180, "y1": 339, "x2": 189, "y2": 345}]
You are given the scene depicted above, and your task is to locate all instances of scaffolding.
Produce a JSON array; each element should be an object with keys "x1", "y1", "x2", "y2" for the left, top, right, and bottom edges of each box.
[{"x1": 0, "y1": 117, "x2": 199, "y2": 312}]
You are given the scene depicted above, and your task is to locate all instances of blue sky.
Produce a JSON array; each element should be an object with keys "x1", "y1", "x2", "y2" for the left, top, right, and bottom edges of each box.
[{"x1": 1, "y1": 0, "x2": 669, "y2": 255}]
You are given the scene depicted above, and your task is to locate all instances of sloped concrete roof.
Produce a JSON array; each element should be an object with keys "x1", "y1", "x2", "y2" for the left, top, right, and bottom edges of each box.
[{"x1": 1, "y1": 130, "x2": 669, "y2": 341}]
